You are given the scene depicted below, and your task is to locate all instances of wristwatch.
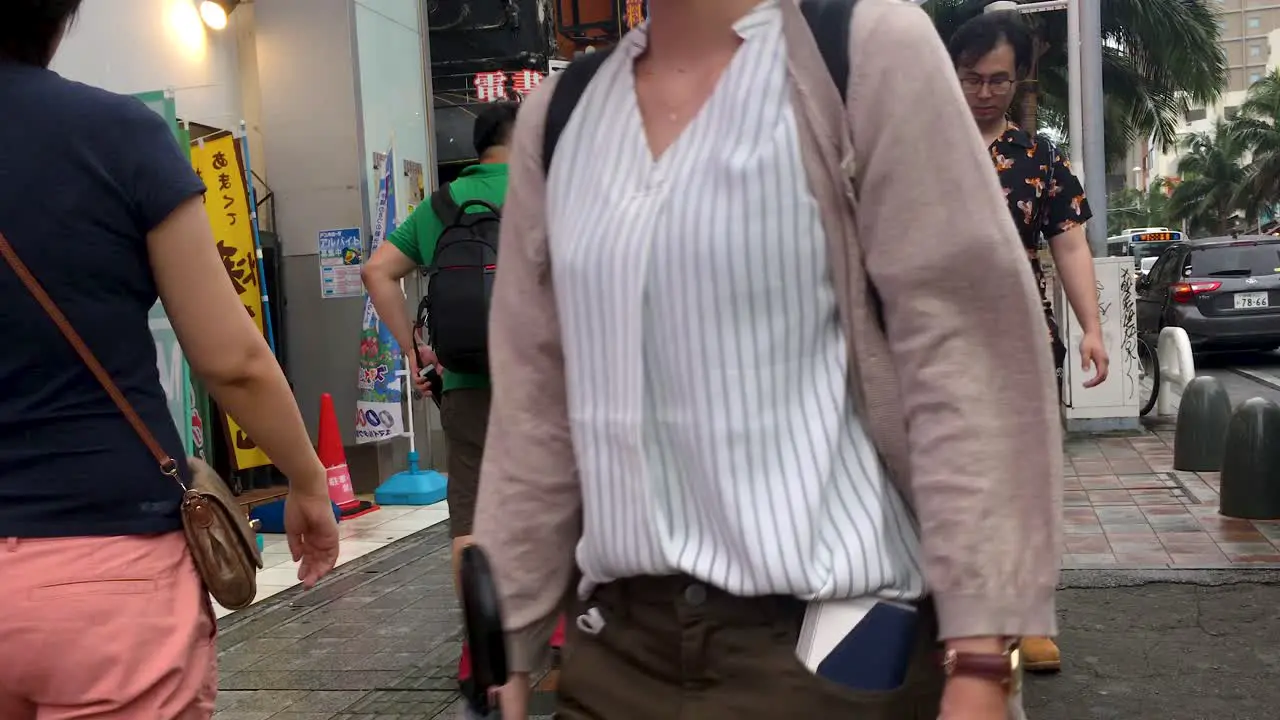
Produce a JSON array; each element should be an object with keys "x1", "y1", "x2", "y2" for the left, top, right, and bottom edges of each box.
[{"x1": 940, "y1": 642, "x2": 1023, "y2": 695}]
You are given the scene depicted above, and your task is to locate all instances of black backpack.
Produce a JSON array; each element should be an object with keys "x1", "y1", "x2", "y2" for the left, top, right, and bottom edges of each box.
[
  {"x1": 418, "y1": 184, "x2": 502, "y2": 375},
  {"x1": 541, "y1": 0, "x2": 857, "y2": 176}
]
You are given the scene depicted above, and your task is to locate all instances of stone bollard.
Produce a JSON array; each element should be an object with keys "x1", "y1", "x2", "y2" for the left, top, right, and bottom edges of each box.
[
  {"x1": 1173, "y1": 376, "x2": 1233, "y2": 472},
  {"x1": 1219, "y1": 397, "x2": 1280, "y2": 520}
]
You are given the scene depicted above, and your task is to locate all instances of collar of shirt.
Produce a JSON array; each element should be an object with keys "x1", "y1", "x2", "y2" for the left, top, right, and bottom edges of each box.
[
  {"x1": 457, "y1": 163, "x2": 508, "y2": 179},
  {"x1": 991, "y1": 124, "x2": 1036, "y2": 151}
]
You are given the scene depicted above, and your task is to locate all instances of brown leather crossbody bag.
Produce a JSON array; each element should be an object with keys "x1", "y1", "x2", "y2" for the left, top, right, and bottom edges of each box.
[{"x1": 0, "y1": 231, "x2": 263, "y2": 610}]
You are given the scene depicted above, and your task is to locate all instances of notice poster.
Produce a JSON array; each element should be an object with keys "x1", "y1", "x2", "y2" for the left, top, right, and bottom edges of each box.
[
  {"x1": 355, "y1": 144, "x2": 405, "y2": 444},
  {"x1": 191, "y1": 133, "x2": 272, "y2": 470},
  {"x1": 318, "y1": 228, "x2": 363, "y2": 298}
]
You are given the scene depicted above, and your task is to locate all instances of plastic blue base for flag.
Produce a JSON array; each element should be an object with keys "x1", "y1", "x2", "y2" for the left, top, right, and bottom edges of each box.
[
  {"x1": 375, "y1": 451, "x2": 448, "y2": 506},
  {"x1": 250, "y1": 498, "x2": 343, "y2": 534}
]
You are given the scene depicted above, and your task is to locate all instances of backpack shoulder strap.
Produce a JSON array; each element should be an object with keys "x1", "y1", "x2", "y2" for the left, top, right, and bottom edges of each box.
[
  {"x1": 542, "y1": 49, "x2": 616, "y2": 177},
  {"x1": 430, "y1": 182, "x2": 461, "y2": 225},
  {"x1": 798, "y1": 0, "x2": 858, "y2": 103}
]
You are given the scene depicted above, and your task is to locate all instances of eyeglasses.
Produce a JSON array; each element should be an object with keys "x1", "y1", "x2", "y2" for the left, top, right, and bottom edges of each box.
[{"x1": 959, "y1": 77, "x2": 1017, "y2": 96}]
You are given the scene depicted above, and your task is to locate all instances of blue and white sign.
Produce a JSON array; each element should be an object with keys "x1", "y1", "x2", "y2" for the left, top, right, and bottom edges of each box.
[{"x1": 318, "y1": 227, "x2": 364, "y2": 298}]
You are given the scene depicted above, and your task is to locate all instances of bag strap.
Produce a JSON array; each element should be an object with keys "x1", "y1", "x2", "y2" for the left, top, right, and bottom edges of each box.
[
  {"x1": 543, "y1": 50, "x2": 615, "y2": 177},
  {"x1": 799, "y1": 0, "x2": 857, "y2": 103},
  {"x1": 540, "y1": 0, "x2": 858, "y2": 176},
  {"x1": 430, "y1": 182, "x2": 461, "y2": 225},
  {"x1": 0, "y1": 231, "x2": 183, "y2": 485},
  {"x1": 1035, "y1": 134, "x2": 1058, "y2": 237}
]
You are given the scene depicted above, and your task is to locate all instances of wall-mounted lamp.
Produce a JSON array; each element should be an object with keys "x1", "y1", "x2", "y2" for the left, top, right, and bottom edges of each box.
[{"x1": 199, "y1": 0, "x2": 242, "y2": 30}]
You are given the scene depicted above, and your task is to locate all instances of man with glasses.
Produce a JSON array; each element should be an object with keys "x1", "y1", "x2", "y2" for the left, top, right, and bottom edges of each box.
[{"x1": 949, "y1": 11, "x2": 1109, "y2": 674}]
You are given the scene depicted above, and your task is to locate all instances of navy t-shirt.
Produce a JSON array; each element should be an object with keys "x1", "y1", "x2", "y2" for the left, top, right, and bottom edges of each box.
[{"x1": 0, "y1": 61, "x2": 205, "y2": 538}]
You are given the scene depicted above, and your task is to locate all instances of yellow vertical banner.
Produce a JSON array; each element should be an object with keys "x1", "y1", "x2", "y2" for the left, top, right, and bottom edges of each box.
[{"x1": 190, "y1": 134, "x2": 272, "y2": 471}]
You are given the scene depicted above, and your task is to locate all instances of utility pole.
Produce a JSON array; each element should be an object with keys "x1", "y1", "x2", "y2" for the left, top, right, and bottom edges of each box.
[
  {"x1": 1078, "y1": 0, "x2": 1108, "y2": 257},
  {"x1": 1066, "y1": 0, "x2": 1083, "y2": 172}
]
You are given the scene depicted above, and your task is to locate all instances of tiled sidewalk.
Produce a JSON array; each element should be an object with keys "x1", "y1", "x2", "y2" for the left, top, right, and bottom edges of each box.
[
  {"x1": 1063, "y1": 427, "x2": 1280, "y2": 569},
  {"x1": 213, "y1": 502, "x2": 451, "y2": 619}
]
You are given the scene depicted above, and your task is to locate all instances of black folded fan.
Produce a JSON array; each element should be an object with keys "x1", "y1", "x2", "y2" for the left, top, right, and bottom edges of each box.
[{"x1": 459, "y1": 545, "x2": 509, "y2": 715}]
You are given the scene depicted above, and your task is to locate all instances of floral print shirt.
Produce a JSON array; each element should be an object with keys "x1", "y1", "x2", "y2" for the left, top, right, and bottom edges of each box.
[{"x1": 990, "y1": 125, "x2": 1092, "y2": 327}]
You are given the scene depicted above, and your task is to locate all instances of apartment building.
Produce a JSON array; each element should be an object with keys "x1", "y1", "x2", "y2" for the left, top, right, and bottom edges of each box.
[
  {"x1": 1122, "y1": 4, "x2": 1280, "y2": 191},
  {"x1": 1215, "y1": 0, "x2": 1280, "y2": 93}
]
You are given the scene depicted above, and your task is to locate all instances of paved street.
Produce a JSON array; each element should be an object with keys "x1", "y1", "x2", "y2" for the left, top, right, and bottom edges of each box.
[
  {"x1": 215, "y1": 409, "x2": 1280, "y2": 719},
  {"x1": 215, "y1": 522, "x2": 1280, "y2": 720},
  {"x1": 1197, "y1": 349, "x2": 1280, "y2": 408},
  {"x1": 1026, "y1": 571, "x2": 1280, "y2": 720}
]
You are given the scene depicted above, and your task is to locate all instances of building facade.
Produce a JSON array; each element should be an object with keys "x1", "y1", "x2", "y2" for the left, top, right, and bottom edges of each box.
[{"x1": 1124, "y1": 3, "x2": 1280, "y2": 191}]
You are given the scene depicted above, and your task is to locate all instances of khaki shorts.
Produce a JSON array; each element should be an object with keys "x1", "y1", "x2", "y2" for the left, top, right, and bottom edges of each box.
[
  {"x1": 0, "y1": 532, "x2": 217, "y2": 719},
  {"x1": 440, "y1": 387, "x2": 491, "y2": 538}
]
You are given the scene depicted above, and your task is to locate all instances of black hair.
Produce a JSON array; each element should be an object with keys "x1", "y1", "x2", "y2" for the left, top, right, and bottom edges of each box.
[
  {"x1": 947, "y1": 11, "x2": 1034, "y2": 78},
  {"x1": 473, "y1": 102, "x2": 519, "y2": 157},
  {"x1": 0, "y1": 0, "x2": 84, "y2": 67}
]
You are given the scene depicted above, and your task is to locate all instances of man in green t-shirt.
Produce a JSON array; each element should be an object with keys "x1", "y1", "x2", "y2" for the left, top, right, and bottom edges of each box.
[{"x1": 362, "y1": 103, "x2": 515, "y2": 587}]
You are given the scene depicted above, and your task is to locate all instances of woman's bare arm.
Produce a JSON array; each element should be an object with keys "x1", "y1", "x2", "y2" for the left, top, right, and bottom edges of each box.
[{"x1": 147, "y1": 197, "x2": 327, "y2": 496}]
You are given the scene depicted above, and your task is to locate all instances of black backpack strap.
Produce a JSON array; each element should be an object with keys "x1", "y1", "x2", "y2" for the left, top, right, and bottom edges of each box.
[
  {"x1": 542, "y1": 49, "x2": 615, "y2": 176},
  {"x1": 799, "y1": 0, "x2": 858, "y2": 103},
  {"x1": 430, "y1": 182, "x2": 461, "y2": 225}
]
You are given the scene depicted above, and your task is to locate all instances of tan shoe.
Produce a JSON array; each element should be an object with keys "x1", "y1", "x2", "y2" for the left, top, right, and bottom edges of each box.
[{"x1": 1020, "y1": 636, "x2": 1061, "y2": 672}]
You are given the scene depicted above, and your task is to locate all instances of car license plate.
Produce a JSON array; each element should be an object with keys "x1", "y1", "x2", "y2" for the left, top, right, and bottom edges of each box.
[{"x1": 1234, "y1": 291, "x2": 1270, "y2": 309}]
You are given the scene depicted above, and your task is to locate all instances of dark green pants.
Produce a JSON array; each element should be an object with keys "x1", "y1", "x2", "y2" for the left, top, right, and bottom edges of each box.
[{"x1": 555, "y1": 575, "x2": 945, "y2": 720}]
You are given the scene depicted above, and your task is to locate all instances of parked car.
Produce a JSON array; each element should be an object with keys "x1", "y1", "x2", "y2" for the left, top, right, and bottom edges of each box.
[{"x1": 1137, "y1": 235, "x2": 1280, "y2": 352}]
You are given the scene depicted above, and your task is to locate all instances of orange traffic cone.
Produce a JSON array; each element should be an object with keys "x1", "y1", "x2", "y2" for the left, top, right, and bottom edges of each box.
[{"x1": 318, "y1": 393, "x2": 378, "y2": 520}]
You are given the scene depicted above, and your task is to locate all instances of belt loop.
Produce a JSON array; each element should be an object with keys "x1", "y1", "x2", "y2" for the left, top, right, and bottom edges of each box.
[{"x1": 6, "y1": 537, "x2": 18, "y2": 552}]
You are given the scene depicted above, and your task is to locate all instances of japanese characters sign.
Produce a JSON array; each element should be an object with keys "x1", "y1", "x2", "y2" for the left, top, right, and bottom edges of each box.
[
  {"x1": 473, "y1": 69, "x2": 546, "y2": 102},
  {"x1": 318, "y1": 228, "x2": 363, "y2": 299},
  {"x1": 191, "y1": 134, "x2": 272, "y2": 470},
  {"x1": 356, "y1": 143, "x2": 405, "y2": 444},
  {"x1": 625, "y1": 0, "x2": 646, "y2": 29},
  {"x1": 474, "y1": 71, "x2": 508, "y2": 102}
]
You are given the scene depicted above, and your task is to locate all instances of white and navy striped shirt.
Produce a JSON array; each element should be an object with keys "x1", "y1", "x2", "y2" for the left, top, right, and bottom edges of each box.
[{"x1": 547, "y1": 1, "x2": 924, "y2": 602}]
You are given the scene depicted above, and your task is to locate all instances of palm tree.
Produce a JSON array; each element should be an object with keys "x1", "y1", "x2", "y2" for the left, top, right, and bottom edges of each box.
[
  {"x1": 1230, "y1": 69, "x2": 1280, "y2": 219},
  {"x1": 1168, "y1": 121, "x2": 1249, "y2": 237},
  {"x1": 1108, "y1": 179, "x2": 1173, "y2": 236},
  {"x1": 925, "y1": 0, "x2": 1227, "y2": 164}
]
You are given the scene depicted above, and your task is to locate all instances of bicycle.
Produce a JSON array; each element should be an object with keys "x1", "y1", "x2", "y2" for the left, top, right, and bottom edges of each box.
[{"x1": 1137, "y1": 335, "x2": 1159, "y2": 417}]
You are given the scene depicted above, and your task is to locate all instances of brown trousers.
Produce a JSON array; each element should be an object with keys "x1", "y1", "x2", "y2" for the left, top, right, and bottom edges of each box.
[
  {"x1": 440, "y1": 387, "x2": 491, "y2": 538},
  {"x1": 555, "y1": 576, "x2": 945, "y2": 720}
]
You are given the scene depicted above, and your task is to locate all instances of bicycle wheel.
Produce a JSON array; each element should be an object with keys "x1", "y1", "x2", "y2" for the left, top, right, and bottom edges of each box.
[{"x1": 1137, "y1": 338, "x2": 1160, "y2": 416}]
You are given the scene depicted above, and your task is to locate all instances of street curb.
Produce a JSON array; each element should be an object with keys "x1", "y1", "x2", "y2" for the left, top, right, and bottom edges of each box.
[
  {"x1": 1229, "y1": 366, "x2": 1280, "y2": 393},
  {"x1": 1060, "y1": 568, "x2": 1280, "y2": 588},
  {"x1": 216, "y1": 518, "x2": 451, "y2": 639}
]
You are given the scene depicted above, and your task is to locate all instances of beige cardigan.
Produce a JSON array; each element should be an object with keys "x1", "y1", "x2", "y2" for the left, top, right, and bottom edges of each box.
[{"x1": 473, "y1": 0, "x2": 1063, "y2": 674}]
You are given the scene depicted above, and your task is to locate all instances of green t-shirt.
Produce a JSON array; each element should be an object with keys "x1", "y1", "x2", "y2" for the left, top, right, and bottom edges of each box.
[{"x1": 388, "y1": 163, "x2": 508, "y2": 392}]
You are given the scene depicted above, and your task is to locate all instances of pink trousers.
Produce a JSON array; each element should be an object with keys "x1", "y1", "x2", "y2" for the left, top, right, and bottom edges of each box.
[{"x1": 0, "y1": 532, "x2": 217, "y2": 719}]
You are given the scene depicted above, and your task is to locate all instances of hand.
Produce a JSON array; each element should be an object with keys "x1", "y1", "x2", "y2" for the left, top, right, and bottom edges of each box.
[
  {"x1": 1079, "y1": 329, "x2": 1110, "y2": 388},
  {"x1": 497, "y1": 672, "x2": 531, "y2": 720},
  {"x1": 938, "y1": 676, "x2": 1009, "y2": 720},
  {"x1": 406, "y1": 345, "x2": 438, "y2": 395},
  {"x1": 283, "y1": 484, "x2": 340, "y2": 588}
]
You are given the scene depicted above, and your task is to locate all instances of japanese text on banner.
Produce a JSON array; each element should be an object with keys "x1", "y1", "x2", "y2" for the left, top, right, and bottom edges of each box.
[
  {"x1": 356, "y1": 145, "x2": 405, "y2": 444},
  {"x1": 191, "y1": 134, "x2": 272, "y2": 470}
]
